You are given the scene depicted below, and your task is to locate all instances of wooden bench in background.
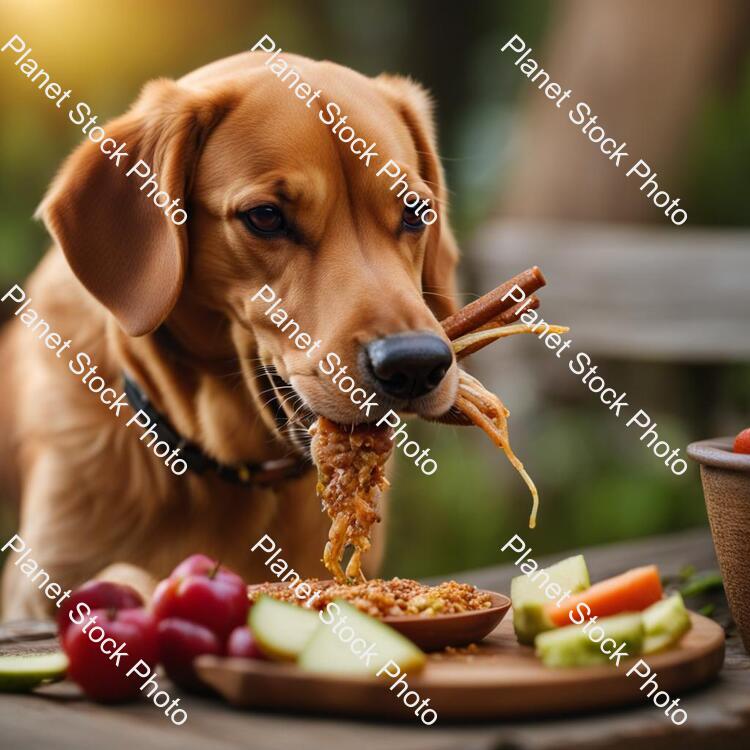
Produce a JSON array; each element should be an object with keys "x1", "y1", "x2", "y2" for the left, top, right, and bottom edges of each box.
[{"x1": 471, "y1": 219, "x2": 750, "y2": 362}]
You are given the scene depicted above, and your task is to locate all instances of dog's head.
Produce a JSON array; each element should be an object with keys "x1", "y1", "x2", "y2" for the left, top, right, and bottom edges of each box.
[{"x1": 39, "y1": 52, "x2": 460, "y2": 449}]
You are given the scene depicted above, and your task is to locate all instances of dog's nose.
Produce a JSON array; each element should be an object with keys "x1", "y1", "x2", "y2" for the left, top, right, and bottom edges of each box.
[{"x1": 365, "y1": 333, "x2": 453, "y2": 399}]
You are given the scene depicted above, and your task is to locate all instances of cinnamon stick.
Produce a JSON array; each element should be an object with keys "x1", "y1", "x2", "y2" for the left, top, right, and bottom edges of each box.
[
  {"x1": 477, "y1": 294, "x2": 540, "y2": 332},
  {"x1": 456, "y1": 295, "x2": 540, "y2": 359},
  {"x1": 440, "y1": 266, "x2": 546, "y2": 341}
]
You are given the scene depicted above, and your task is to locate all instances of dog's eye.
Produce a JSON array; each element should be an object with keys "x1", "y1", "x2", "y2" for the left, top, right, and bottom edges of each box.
[
  {"x1": 402, "y1": 206, "x2": 425, "y2": 232},
  {"x1": 242, "y1": 205, "x2": 286, "y2": 236}
]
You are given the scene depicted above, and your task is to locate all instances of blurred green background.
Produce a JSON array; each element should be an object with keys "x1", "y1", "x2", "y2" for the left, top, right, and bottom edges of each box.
[{"x1": 1, "y1": 0, "x2": 748, "y2": 578}]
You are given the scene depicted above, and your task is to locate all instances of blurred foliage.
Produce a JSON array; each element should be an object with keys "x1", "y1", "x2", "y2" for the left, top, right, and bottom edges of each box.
[
  {"x1": 384, "y1": 380, "x2": 709, "y2": 578},
  {"x1": 684, "y1": 55, "x2": 750, "y2": 226},
  {"x1": 0, "y1": 0, "x2": 747, "y2": 579}
]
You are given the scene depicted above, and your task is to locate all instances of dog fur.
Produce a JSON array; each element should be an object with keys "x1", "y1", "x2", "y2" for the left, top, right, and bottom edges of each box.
[{"x1": 0, "y1": 51, "x2": 459, "y2": 619}]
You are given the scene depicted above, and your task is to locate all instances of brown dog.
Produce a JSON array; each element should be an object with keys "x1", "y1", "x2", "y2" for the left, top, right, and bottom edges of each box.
[{"x1": 0, "y1": 50, "x2": 459, "y2": 619}]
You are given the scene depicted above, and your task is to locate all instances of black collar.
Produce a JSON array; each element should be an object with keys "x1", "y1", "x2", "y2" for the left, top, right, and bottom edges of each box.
[{"x1": 123, "y1": 373, "x2": 311, "y2": 486}]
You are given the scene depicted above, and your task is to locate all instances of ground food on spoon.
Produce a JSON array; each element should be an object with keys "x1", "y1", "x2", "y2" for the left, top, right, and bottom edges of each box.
[{"x1": 248, "y1": 578, "x2": 493, "y2": 618}]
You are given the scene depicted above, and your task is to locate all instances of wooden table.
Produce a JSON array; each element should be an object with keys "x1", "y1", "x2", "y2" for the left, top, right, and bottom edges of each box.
[{"x1": 2, "y1": 528, "x2": 748, "y2": 750}]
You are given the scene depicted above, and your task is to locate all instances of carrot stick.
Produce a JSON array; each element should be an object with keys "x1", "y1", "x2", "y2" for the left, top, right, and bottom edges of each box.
[{"x1": 546, "y1": 565, "x2": 663, "y2": 627}]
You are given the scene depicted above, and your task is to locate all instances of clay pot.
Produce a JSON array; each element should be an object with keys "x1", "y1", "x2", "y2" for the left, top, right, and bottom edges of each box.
[{"x1": 688, "y1": 437, "x2": 750, "y2": 652}]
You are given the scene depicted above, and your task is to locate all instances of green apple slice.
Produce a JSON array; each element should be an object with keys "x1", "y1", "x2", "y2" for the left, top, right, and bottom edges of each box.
[
  {"x1": 511, "y1": 554, "x2": 590, "y2": 645},
  {"x1": 249, "y1": 595, "x2": 321, "y2": 661},
  {"x1": 298, "y1": 600, "x2": 426, "y2": 676},
  {"x1": 535, "y1": 612, "x2": 644, "y2": 667},
  {"x1": 642, "y1": 593, "x2": 692, "y2": 653},
  {"x1": 0, "y1": 651, "x2": 68, "y2": 692}
]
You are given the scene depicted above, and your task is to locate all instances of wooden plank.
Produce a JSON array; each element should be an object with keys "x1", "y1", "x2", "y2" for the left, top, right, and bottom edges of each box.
[{"x1": 471, "y1": 220, "x2": 750, "y2": 361}]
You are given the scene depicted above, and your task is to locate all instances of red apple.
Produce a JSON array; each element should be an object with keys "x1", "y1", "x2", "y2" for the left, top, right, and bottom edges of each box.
[
  {"x1": 170, "y1": 553, "x2": 219, "y2": 578},
  {"x1": 57, "y1": 581, "x2": 143, "y2": 637},
  {"x1": 152, "y1": 555, "x2": 248, "y2": 640},
  {"x1": 226, "y1": 626, "x2": 266, "y2": 660},
  {"x1": 63, "y1": 608, "x2": 158, "y2": 702},
  {"x1": 734, "y1": 428, "x2": 750, "y2": 455},
  {"x1": 157, "y1": 618, "x2": 222, "y2": 690}
]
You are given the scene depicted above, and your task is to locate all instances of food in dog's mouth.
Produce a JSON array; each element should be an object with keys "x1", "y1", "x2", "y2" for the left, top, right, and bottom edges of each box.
[
  {"x1": 308, "y1": 357, "x2": 548, "y2": 584},
  {"x1": 262, "y1": 271, "x2": 560, "y2": 581},
  {"x1": 249, "y1": 578, "x2": 493, "y2": 618},
  {"x1": 441, "y1": 269, "x2": 568, "y2": 530},
  {"x1": 310, "y1": 417, "x2": 393, "y2": 583}
]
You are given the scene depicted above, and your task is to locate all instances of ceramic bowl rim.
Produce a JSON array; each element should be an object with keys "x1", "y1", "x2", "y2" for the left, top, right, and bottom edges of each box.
[{"x1": 687, "y1": 436, "x2": 750, "y2": 473}]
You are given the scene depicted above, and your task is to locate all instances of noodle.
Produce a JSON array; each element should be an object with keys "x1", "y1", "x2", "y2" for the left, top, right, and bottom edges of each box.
[
  {"x1": 449, "y1": 321, "x2": 568, "y2": 528},
  {"x1": 309, "y1": 417, "x2": 393, "y2": 583},
  {"x1": 310, "y1": 320, "x2": 566, "y2": 581},
  {"x1": 454, "y1": 370, "x2": 540, "y2": 528},
  {"x1": 452, "y1": 323, "x2": 569, "y2": 355}
]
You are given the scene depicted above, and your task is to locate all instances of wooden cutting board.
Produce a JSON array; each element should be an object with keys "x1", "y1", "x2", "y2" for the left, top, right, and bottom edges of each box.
[{"x1": 196, "y1": 611, "x2": 725, "y2": 721}]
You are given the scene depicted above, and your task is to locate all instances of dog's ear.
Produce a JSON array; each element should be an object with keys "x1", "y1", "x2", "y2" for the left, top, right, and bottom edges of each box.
[
  {"x1": 37, "y1": 79, "x2": 233, "y2": 336},
  {"x1": 375, "y1": 75, "x2": 459, "y2": 320}
]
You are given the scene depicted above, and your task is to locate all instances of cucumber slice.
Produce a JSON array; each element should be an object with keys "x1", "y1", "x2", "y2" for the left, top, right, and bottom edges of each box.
[
  {"x1": 535, "y1": 613, "x2": 644, "y2": 667},
  {"x1": 0, "y1": 652, "x2": 68, "y2": 692},
  {"x1": 511, "y1": 554, "x2": 590, "y2": 644},
  {"x1": 249, "y1": 595, "x2": 320, "y2": 661},
  {"x1": 298, "y1": 600, "x2": 426, "y2": 676},
  {"x1": 643, "y1": 593, "x2": 692, "y2": 653}
]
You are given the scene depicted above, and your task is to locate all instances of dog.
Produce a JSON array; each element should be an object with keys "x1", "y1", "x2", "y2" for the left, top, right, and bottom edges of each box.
[{"x1": 0, "y1": 49, "x2": 460, "y2": 619}]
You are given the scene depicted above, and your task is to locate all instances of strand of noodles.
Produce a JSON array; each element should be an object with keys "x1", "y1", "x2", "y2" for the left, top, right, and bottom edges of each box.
[
  {"x1": 323, "y1": 514, "x2": 348, "y2": 583},
  {"x1": 312, "y1": 418, "x2": 394, "y2": 583},
  {"x1": 450, "y1": 321, "x2": 568, "y2": 528},
  {"x1": 452, "y1": 323, "x2": 570, "y2": 356},
  {"x1": 454, "y1": 369, "x2": 540, "y2": 529}
]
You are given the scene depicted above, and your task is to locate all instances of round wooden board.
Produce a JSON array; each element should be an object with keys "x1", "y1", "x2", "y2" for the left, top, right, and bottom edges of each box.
[{"x1": 196, "y1": 611, "x2": 725, "y2": 721}]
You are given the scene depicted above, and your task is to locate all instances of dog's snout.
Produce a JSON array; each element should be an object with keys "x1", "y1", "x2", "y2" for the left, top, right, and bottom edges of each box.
[{"x1": 365, "y1": 333, "x2": 452, "y2": 399}]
